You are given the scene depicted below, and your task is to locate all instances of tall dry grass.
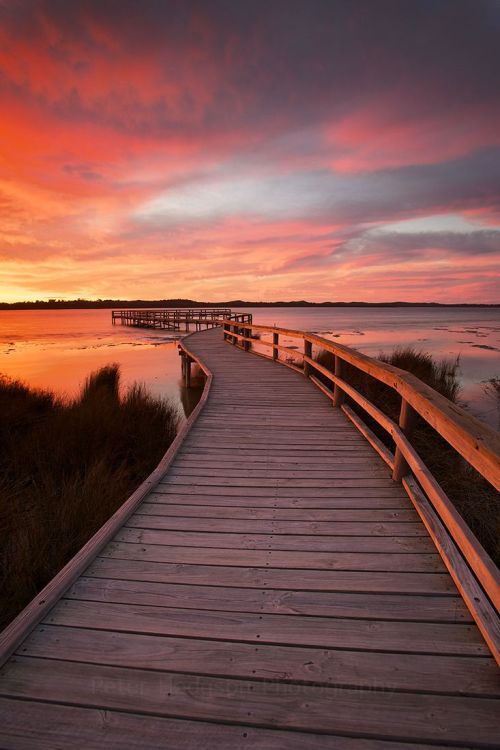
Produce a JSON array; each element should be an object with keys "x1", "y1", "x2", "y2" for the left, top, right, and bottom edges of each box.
[
  {"x1": 0, "y1": 365, "x2": 178, "y2": 629},
  {"x1": 315, "y1": 346, "x2": 499, "y2": 564}
]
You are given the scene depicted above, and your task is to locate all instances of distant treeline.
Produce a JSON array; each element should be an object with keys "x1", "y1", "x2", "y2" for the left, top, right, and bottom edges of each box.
[{"x1": 1, "y1": 298, "x2": 498, "y2": 310}]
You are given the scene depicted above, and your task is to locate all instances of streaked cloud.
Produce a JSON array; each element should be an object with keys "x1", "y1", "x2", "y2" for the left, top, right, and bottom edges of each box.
[{"x1": 0, "y1": 0, "x2": 499, "y2": 301}]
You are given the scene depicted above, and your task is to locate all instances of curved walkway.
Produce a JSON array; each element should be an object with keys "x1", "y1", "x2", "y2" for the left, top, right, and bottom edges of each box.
[{"x1": 0, "y1": 327, "x2": 498, "y2": 748}]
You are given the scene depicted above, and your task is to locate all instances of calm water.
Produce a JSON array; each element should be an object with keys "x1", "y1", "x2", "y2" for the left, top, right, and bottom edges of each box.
[{"x1": 0, "y1": 307, "x2": 499, "y2": 427}]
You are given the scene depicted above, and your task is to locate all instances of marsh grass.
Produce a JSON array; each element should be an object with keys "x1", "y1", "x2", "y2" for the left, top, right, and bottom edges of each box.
[
  {"x1": 315, "y1": 346, "x2": 499, "y2": 564},
  {"x1": 0, "y1": 365, "x2": 178, "y2": 629}
]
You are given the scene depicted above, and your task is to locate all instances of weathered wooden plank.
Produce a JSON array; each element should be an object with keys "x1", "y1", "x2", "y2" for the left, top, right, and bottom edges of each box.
[
  {"x1": 120, "y1": 524, "x2": 435, "y2": 553},
  {"x1": 190, "y1": 429, "x2": 365, "y2": 440},
  {"x1": 66, "y1": 577, "x2": 471, "y2": 621},
  {"x1": 147, "y1": 492, "x2": 411, "y2": 509},
  {"x1": 88, "y1": 556, "x2": 457, "y2": 594},
  {"x1": 41, "y1": 599, "x2": 488, "y2": 655},
  {"x1": 180, "y1": 436, "x2": 373, "y2": 456},
  {"x1": 180, "y1": 445, "x2": 380, "y2": 455},
  {"x1": 106, "y1": 516, "x2": 426, "y2": 535},
  {"x1": 132, "y1": 505, "x2": 419, "y2": 522},
  {"x1": 176, "y1": 454, "x2": 384, "y2": 466},
  {"x1": 0, "y1": 698, "x2": 472, "y2": 750},
  {"x1": 1, "y1": 697, "x2": 444, "y2": 750},
  {"x1": 2, "y1": 658, "x2": 498, "y2": 746},
  {"x1": 194, "y1": 419, "x2": 356, "y2": 429},
  {"x1": 21, "y1": 624, "x2": 499, "y2": 696},
  {"x1": 111, "y1": 533, "x2": 443, "y2": 572},
  {"x1": 168, "y1": 467, "x2": 390, "y2": 479},
  {"x1": 182, "y1": 438, "x2": 372, "y2": 448},
  {"x1": 196, "y1": 421, "x2": 354, "y2": 429},
  {"x1": 155, "y1": 485, "x2": 407, "y2": 498},
  {"x1": 161, "y1": 477, "x2": 397, "y2": 488}
]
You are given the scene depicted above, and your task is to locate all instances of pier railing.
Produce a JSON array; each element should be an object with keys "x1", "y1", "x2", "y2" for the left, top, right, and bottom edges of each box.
[
  {"x1": 221, "y1": 317, "x2": 500, "y2": 661},
  {"x1": 112, "y1": 308, "x2": 244, "y2": 331},
  {"x1": 113, "y1": 307, "x2": 232, "y2": 323}
]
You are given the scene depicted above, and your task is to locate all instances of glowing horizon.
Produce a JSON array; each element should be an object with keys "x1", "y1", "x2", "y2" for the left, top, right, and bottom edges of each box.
[{"x1": 1, "y1": 1, "x2": 499, "y2": 304}]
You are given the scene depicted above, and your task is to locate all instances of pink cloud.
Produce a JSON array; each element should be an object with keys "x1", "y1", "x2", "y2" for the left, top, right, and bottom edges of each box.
[
  {"x1": 327, "y1": 100, "x2": 500, "y2": 173},
  {"x1": 0, "y1": 1, "x2": 499, "y2": 303}
]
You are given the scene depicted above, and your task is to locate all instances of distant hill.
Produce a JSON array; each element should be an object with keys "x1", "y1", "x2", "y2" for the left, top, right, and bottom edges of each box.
[{"x1": 0, "y1": 298, "x2": 498, "y2": 310}]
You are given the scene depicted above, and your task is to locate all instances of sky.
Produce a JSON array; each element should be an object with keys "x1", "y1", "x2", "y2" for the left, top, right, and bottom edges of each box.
[{"x1": 0, "y1": 0, "x2": 499, "y2": 303}]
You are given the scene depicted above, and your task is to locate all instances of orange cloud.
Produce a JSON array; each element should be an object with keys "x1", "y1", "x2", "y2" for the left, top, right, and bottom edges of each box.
[{"x1": 0, "y1": 1, "x2": 499, "y2": 303}]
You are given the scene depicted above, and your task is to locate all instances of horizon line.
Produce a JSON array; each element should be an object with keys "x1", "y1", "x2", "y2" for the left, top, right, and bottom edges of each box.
[{"x1": 1, "y1": 298, "x2": 499, "y2": 308}]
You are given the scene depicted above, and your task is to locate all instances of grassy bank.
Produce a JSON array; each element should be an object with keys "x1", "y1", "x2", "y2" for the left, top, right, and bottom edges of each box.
[
  {"x1": 0, "y1": 365, "x2": 178, "y2": 630},
  {"x1": 315, "y1": 346, "x2": 499, "y2": 565}
]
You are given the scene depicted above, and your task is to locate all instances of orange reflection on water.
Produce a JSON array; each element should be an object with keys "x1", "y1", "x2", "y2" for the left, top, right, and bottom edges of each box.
[{"x1": 0, "y1": 310, "x2": 186, "y2": 414}]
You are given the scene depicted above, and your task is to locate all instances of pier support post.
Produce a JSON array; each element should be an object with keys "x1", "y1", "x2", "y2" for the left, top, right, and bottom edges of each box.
[
  {"x1": 332, "y1": 356, "x2": 345, "y2": 407},
  {"x1": 392, "y1": 399, "x2": 416, "y2": 482}
]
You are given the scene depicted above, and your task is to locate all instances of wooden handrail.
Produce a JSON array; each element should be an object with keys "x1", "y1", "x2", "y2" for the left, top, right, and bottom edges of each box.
[
  {"x1": 221, "y1": 319, "x2": 500, "y2": 489},
  {"x1": 221, "y1": 316, "x2": 500, "y2": 662}
]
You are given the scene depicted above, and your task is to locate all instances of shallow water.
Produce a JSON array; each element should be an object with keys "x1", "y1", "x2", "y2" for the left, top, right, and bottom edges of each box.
[
  {"x1": 0, "y1": 309, "x2": 184, "y2": 412},
  {"x1": 0, "y1": 307, "x2": 498, "y2": 427}
]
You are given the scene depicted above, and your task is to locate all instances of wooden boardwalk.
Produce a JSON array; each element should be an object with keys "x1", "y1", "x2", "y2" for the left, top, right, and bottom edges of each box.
[{"x1": 0, "y1": 327, "x2": 499, "y2": 748}]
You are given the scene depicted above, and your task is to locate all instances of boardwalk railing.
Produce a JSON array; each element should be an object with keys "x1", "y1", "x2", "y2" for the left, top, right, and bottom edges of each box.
[{"x1": 221, "y1": 317, "x2": 500, "y2": 662}]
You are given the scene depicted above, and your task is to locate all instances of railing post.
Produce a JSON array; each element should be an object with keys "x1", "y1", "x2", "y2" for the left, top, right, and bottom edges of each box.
[
  {"x1": 303, "y1": 339, "x2": 312, "y2": 377},
  {"x1": 332, "y1": 356, "x2": 345, "y2": 407},
  {"x1": 272, "y1": 332, "x2": 279, "y2": 361},
  {"x1": 392, "y1": 399, "x2": 416, "y2": 482},
  {"x1": 244, "y1": 327, "x2": 250, "y2": 352}
]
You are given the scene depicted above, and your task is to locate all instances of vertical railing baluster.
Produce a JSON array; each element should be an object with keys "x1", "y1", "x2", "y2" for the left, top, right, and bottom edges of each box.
[
  {"x1": 272, "y1": 332, "x2": 279, "y2": 361},
  {"x1": 304, "y1": 339, "x2": 312, "y2": 377},
  {"x1": 392, "y1": 399, "x2": 416, "y2": 482},
  {"x1": 332, "y1": 356, "x2": 345, "y2": 407}
]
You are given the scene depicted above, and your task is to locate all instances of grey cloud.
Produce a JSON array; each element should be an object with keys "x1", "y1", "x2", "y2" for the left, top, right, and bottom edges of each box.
[
  {"x1": 358, "y1": 229, "x2": 500, "y2": 257},
  {"x1": 132, "y1": 147, "x2": 500, "y2": 228},
  {"x1": 1, "y1": 1, "x2": 499, "y2": 140}
]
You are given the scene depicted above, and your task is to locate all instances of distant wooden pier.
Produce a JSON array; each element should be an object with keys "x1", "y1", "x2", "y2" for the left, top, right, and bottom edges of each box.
[
  {"x1": 0, "y1": 319, "x2": 499, "y2": 747},
  {"x1": 112, "y1": 307, "x2": 251, "y2": 332}
]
